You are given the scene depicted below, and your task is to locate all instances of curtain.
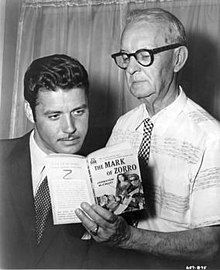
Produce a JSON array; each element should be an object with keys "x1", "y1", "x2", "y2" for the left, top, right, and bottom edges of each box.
[
  {"x1": 2, "y1": 0, "x2": 220, "y2": 150},
  {"x1": 9, "y1": 0, "x2": 129, "y2": 145},
  {"x1": 0, "y1": 0, "x2": 6, "y2": 110}
]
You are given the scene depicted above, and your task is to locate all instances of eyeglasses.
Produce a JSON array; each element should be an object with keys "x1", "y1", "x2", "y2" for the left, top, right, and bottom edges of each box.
[{"x1": 111, "y1": 43, "x2": 183, "y2": 69}]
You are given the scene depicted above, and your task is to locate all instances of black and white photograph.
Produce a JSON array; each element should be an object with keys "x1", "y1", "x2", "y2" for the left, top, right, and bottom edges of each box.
[{"x1": 0, "y1": 0, "x2": 220, "y2": 269}]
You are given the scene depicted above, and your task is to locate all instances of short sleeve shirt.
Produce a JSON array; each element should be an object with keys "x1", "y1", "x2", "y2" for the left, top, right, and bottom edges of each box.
[{"x1": 107, "y1": 88, "x2": 220, "y2": 232}]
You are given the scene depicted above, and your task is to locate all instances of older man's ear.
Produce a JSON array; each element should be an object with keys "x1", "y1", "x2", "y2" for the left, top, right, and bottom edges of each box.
[{"x1": 174, "y1": 45, "x2": 188, "y2": 73}]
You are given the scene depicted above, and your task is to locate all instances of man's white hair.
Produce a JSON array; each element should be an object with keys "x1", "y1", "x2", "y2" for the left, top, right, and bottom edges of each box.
[{"x1": 126, "y1": 8, "x2": 187, "y2": 45}]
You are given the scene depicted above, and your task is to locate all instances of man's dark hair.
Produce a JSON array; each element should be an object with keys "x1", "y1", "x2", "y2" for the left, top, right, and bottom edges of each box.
[{"x1": 24, "y1": 54, "x2": 89, "y2": 119}]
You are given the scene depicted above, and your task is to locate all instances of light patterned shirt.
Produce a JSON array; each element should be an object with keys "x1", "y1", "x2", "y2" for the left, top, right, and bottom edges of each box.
[{"x1": 107, "y1": 88, "x2": 220, "y2": 232}]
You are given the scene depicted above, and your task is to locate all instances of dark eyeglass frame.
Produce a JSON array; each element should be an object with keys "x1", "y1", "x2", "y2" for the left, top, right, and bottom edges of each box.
[{"x1": 111, "y1": 43, "x2": 184, "y2": 69}]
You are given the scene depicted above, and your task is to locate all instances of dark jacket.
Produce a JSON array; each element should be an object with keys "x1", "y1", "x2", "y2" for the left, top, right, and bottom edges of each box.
[{"x1": 0, "y1": 132, "x2": 92, "y2": 268}]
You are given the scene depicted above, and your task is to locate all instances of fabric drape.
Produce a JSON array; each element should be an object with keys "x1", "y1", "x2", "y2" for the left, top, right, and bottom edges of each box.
[{"x1": 2, "y1": 0, "x2": 220, "y2": 142}]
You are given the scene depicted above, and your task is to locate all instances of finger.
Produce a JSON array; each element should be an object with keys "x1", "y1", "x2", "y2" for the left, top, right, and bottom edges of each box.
[
  {"x1": 75, "y1": 208, "x2": 97, "y2": 230},
  {"x1": 80, "y1": 202, "x2": 107, "y2": 225},
  {"x1": 91, "y1": 204, "x2": 118, "y2": 224},
  {"x1": 75, "y1": 208, "x2": 101, "y2": 238},
  {"x1": 79, "y1": 202, "x2": 119, "y2": 232}
]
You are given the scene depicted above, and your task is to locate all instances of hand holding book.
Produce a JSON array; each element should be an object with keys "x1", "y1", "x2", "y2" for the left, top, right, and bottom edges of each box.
[{"x1": 75, "y1": 201, "x2": 132, "y2": 247}]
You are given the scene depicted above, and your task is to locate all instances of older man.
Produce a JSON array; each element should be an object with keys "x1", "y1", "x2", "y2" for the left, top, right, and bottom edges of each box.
[{"x1": 76, "y1": 8, "x2": 220, "y2": 267}]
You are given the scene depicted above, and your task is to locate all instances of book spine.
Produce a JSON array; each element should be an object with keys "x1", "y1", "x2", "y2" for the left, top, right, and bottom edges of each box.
[{"x1": 86, "y1": 160, "x2": 98, "y2": 204}]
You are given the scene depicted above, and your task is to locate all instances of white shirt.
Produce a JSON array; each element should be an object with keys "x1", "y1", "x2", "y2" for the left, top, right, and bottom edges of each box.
[
  {"x1": 29, "y1": 130, "x2": 47, "y2": 196},
  {"x1": 107, "y1": 88, "x2": 220, "y2": 232}
]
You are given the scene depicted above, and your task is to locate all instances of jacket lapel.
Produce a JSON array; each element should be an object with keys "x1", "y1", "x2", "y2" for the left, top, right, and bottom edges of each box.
[{"x1": 8, "y1": 133, "x2": 37, "y2": 248}]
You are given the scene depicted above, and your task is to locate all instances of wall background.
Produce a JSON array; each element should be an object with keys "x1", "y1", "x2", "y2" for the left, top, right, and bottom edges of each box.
[
  {"x1": 0, "y1": 0, "x2": 22, "y2": 139},
  {"x1": 0, "y1": 0, "x2": 6, "y2": 104}
]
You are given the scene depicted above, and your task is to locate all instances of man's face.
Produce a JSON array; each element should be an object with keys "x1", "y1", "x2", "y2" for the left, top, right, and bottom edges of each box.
[
  {"x1": 118, "y1": 174, "x2": 126, "y2": 182},
  {"x1": 131, "y1": 179, "x2": 140, "y2": 187},
  {"x1": 33, "y1": 87, "x2": 89, "y2": 154},
  {"x1": 121, "y1": 21, "x2": 176, "y2": 104}
]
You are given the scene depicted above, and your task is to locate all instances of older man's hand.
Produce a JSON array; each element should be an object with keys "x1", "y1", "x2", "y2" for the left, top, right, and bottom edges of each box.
[{"x1": 75, "y1": 202, "x2": 132, "y2": 247}]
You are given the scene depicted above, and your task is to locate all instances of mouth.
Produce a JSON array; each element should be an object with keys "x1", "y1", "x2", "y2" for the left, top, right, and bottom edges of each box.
[
  {"x1": 58, "y1": 136, "x2": 81, "y2": 145},
  {"x1": 131, "y1": 80, "x2": 146, "y2": 85}
]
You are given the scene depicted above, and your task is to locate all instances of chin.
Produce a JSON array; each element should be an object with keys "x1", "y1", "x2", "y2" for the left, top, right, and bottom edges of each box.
[
  {"x1": 130, "y1": 87, "x2": 151, "y2": 99},
  {"x1": 131, "y1": 88, "x2": 154, "y2": 100},
  {"x1": 57, "y1": 145, "x2": 82, "y2": 155},
  {"x1": 131, "y1": 91, "x2": 151, "y2": 99}
]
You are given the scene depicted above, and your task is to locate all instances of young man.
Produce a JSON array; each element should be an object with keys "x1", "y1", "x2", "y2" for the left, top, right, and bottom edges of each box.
[
  {"x1": 0, "y1": 54, "x2": 90, "y2": 268},
  {"x1": 76, "y1": 8, "x2": 220, "y2": 268}
]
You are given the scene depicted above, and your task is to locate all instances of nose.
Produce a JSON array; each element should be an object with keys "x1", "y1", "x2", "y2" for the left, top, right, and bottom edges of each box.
[
  {"x1": 126, "y1": 56, "x2": 141, "y2": 75},
  {"x1": 61, "y1": 114, "x2": 76, "y2": 134}
]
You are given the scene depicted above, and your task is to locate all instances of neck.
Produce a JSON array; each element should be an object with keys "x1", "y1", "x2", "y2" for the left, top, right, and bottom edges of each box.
[{"x1": 140, "y1": 84, "x2": 179, "y2": 117}]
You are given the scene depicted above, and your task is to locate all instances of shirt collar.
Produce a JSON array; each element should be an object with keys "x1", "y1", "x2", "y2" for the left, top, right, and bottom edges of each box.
[
  {"x1": 29, "y1": 130, "x2": 47, "y2": 194},
  {"x1": 135, "y1": 86, "x2": 187, "y2": 132},
  {"x1": 30, "y1": 130, "x2": 47, "y2": 164}
]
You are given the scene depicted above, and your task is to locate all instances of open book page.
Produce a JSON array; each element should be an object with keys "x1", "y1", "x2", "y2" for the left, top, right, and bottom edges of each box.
[
  {"x1": 87, "y1": 143, "x2": 145, "y2": 215},
  {"x1": 46, "y1": 154, "x2": 95, "y2": 224}
]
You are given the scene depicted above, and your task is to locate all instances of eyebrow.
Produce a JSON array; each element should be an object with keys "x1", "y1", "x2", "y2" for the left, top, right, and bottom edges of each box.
[
  {"x1": 120, "y1": 49, "x2": 128, "y2": 53},
  {"x1": 44, "y1": 104, "x2": 88, "y2": 115}
]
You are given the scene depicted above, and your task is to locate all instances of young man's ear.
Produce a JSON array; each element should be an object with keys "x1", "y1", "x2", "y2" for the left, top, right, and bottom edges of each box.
[
  {"x1": 174, "y1": 45, "x2": 188, "y2": 73},
  {"x1": 24, "y1": 100, "x2": 35, "y2": 123}
]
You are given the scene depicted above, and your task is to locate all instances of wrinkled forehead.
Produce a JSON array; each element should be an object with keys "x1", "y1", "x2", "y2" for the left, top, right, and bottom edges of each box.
[{"x1": 121, "y1": 21, "x2": 170, "y2": 49}]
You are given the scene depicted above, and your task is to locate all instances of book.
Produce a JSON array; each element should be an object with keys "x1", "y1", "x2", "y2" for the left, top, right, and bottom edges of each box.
[{"x1": 45, "y1": 142, "x2": 145, "y2": 224}]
